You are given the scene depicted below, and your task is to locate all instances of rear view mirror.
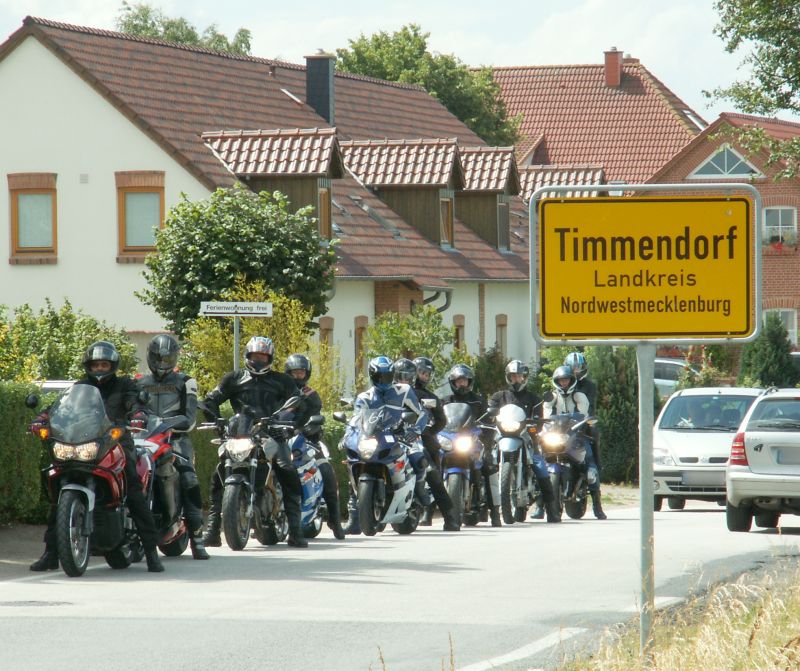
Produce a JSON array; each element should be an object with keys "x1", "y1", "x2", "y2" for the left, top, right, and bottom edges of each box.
[
  {"x1": 307, "y1": 414, "x2": 326, "y2": 427},
  {"x1": 421, "y1": 398, "x2": 437, "y2": 410},
  {"x1": 332, "y1": 411, "x2": 347, "y2": 423},
  {"x1": 25, "y1": 394, "x2": 40, "y2": 409}
]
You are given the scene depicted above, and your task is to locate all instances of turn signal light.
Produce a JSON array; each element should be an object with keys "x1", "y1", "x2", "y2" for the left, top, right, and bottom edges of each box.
[
  {"x1": 729, "y1": 432, "x2": 748, "y2": 466},
  {"x1": 109, "y1": 427, "x2": 124, "y2": 441},
  {"x1": 37, "y1": 427, "x2": 50, "y2": 440}
]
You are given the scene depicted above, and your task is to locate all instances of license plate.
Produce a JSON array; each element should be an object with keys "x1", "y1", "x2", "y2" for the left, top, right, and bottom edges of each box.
[{"x1": 682, "y1": 470, "x2": 725, "y2": 486}]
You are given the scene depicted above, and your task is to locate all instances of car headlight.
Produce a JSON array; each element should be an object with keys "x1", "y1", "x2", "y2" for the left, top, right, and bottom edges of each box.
[
  {"x1": 499, "y1": 420, "x2": 521, "y2": 433},
  {"x1": 437, "y1": 435, "x2": 453, "y2": 451},
  {"x1": 358, "y1": 437, "x2": 378, "y2": 459},
  {"x1": 225, "y1": 437, "x2": 253, "y2": 461},
  {"x1": 454, "y1": 436, "x2": 473, "y2": 453},
  {"x1": 653, "y1": 449, "x2": 676, "y2": 466},
  {"x1": 74, "y1": 442, "x2": 99, "y2": 461},
  {"x1": 541, "y1": 433, "x2": 567, "y2": 449},
  {"x1": 52, "y1": 442, "x2": 76, "y2": 460}
]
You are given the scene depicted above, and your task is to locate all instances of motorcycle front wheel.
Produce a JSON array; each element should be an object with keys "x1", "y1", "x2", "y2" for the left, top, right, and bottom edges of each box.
[
  {"x1": 303, "y1": 513, "x2": 323, "y2": 538},
  {"x1": 500, "y1": 461, "x2": 518, "y2": 525},
  {"x1": 391, "y1": 504, "x2": 420, "y2": 535},
  {"x1": 357, "y1": 480, "x2": 382, "y2": 536},
  {"x1": 445, "y1": 472, "x2": 465, "y2": 525},
  {"x1": 549, "y1": 471, "x2": 563, "y2": 516},
  {"x1": 565, "y1": 491, "x2": 588, "y2": 519},
  {"x1": 222, "y1": 483, "x2": 252, "y2": 551},
  {"x1": 56, "y1": 490, "x2": 91, "y2": 577},
  {"x1": 104, "y1": 543, "x2": 133, "y2": 570}
]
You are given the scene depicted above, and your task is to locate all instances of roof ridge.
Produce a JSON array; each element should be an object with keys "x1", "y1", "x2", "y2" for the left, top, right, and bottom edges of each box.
[
  {"x1": 461, "y1": 145, "x2": 515, "y2": 153},
  {"x1": 333, "y1": 69, "x2": 426, "y2": 92},
  {"x1": 636, "y1": 64, "x2": 707, "y2": 135},
  {"x1": 201, "y1": 127, "x2": 336, "y2": 139},
  {"x1": 340, "y1": 137, "x2": 459, "y2": 147},
  {"x1": 522, "y1": 163, "x2": 605, "y2": 170},
  {"x1": 491, "y1": 62, "x2": 627, "y2": 71},
  {"x1": 722, "y1": 112, "x2": 800, "y2": 129}
]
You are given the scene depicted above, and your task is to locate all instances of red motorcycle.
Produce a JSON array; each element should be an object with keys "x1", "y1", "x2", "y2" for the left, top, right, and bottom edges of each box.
[{"x1": 27, "y1": 384, "x2": 151, "y2": 577}]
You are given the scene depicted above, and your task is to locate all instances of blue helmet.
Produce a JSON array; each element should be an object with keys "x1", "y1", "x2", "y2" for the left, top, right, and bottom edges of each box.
[
  {"x1": 369, "y1": 356, "x2": 394, "y2": 391},
  {"x1": 564, "y1": 352, "x2": 587, "y2": 381}
]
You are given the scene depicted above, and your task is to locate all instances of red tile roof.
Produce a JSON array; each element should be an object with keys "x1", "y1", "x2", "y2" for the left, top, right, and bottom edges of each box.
[
  {"x1": 460, "y1": 146, "x2": 520, "y2": 193},
  {"x1": 202, "y1": 128, "x2": 344, "y2": 178},
  {"x1": 339, "y1": 138, "x2": 464, "y2": 188},
  {"x1": 519, "y1": 165, "x2": 606, "y2": 200},
  {"x1": 492, "y1": 58, "x2": 704, "y2": 184}
]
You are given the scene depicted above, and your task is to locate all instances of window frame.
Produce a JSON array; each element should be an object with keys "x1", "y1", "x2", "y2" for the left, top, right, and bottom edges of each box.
[
  {"x1": 764, "y1": 206, "x2": 797, "y2": 245},
  {"x1": 115, "y1": 171, "x2": 165, "y2": 259},
  {"x1": 8, "y1": 173, "x2": 58, "y2": 261},
  {"x1": 497, "y1": 197, "x2": 510, "y2": 251},
  {"x1": 688, "y1": 146, "x2": 762, "y2": 180},
  {"x1": 764, "y1": 308, "x2": 798, "y2": 345},
  {"x1": 439, "y1": 196, "x2": 454, "y2": 247},
  {"x1": 318, "y1": 184, "x2": 332, "y2": 240}
]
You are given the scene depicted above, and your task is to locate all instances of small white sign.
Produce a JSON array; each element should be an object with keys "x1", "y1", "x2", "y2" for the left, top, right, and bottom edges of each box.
[{"x1": 199, "y1": 301, "x2": 273, "y2": 317}]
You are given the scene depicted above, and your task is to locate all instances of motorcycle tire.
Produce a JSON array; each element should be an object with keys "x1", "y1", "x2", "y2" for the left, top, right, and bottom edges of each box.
[
  {"x1": 159, "y1": 530, "x2": 189, "y2": 557},
  {"x1": 514, "y1": 506, "x2": 528, "y2": 523},
  {"x1": 445, "y1": 473, "x2": 466, "y2": 526},
  {"x1": 357, "y1": 479, "x2": 381, "y2": 537},
  {"x1": 565, "y1": 497, "x2": 588, "y2": 520},
  {"x1": 303, "y1": 514, "x2": 323, "y2": 539},
  {"x1": 391, "y1": 503, "x2": 421, "y2": 535},
  {"x1": 222, "y1": 483, "x2": 251, "y2": 551},
  {"x1": 104, "y1": 543, "x2": 134, "y2": 570},
  {"x1": 500, "y1": 461, "x2": 516, "y2": 525},
  {"x1": 549, "y1": 472, "x2": 563, "y2": 516},
  {"x1": 56, "y1": 490, "x2": 91, "y2": 577}
]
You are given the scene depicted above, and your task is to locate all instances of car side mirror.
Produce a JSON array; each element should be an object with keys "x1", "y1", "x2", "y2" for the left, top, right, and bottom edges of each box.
[
  {"x1": 332, "y1": 411, "x2": 347, "y2": 423},
  {"x1": 25, "y1": 394, "x2": 40, "y2": 409}
]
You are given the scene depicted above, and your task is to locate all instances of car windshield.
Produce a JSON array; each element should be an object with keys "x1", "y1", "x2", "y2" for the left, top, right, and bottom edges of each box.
[
  {"x1": 48, "y1": 384, "x2": 113, "y2": 444},
  {"x1": 659, "y1": 394, "x2": 757, "y2": 431},
  {"x1": 746, "y1": 398, "x2": 800, "y2": 431}
]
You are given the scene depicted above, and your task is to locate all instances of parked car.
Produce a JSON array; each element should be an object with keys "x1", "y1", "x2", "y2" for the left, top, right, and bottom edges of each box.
[
  {"x1": 654, "y1": 358, "x2": 700, "y2": 398},
  {"x1": 726, "y1": 388, "x2": 800, "y2": 532},
  {"x1": 653, "y1": 387, "x2": 762, "y2": 511}
]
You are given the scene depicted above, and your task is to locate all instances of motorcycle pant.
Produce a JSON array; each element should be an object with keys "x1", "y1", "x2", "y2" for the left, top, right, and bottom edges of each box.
[
  {"x1": 426, "y1": 467, "x2": 453, "y2": 514},
  {"x1": 177, "y1": 462, "x2": 204, "y2": 535},
  {"x1": 270, "y1": 441, "x2": 303, "y2": 538},
  {"x1": 530, "y1": 452, "x2": 550, "y2": 480},
  {"x1": 482, "y1": 468, "x2": 500, "y2": 507},
  {"x1": 122, "y1": 450, "x2": 159, "y2": 549}
]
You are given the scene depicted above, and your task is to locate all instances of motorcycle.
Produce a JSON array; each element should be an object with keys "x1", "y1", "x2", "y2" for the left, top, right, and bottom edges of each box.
[
  {"x1": 198, "y1": 397, "x2": 300, "y2": 550},
  {"x1": 132, "y1": 414, "x2": 192, "y2": 557},
  {"x1": 288, "y1": 415, "x2": 327, "y2": 538},
  {"x1": 493, "y1": 404, "x2": 538, "y2": 524},
  {"x1": 437, "y1": 402, "x2": 487, "y2": 527},
  {"x1": 334, "y1": 406, "x2": 422, "y2": 536},
  {"x1": 537, "y1": 412, "x2": 597, "y2": 519},
  {"x1": 25, "y1": 385, "x2": 148, "y2": 577}
]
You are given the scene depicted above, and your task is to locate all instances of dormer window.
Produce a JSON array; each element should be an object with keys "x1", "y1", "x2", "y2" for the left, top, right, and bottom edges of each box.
[
  {"x1": 689, "y1": 146, "x2": 760, "y2": 179},
  {"x1": 440, "y1": 193, "x2": 454, "y2": 246}
]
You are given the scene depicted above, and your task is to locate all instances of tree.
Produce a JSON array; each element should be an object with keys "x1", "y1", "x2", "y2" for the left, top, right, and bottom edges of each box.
[
  {"x1": 115, "y1": 2, "x2": 251, "y2": 56},
  {"x1": 738, "y1": 311, "x2": 800, "y2": 387},
  {"x1": 336, "y1": 24, "x2": 520, "y2": 146},
  {"x1": 138, "y1": 186, "x2": 337, "y2": 337},
  {"x1": 709, "y1": 0, "x2": 800, "y2": 178}
]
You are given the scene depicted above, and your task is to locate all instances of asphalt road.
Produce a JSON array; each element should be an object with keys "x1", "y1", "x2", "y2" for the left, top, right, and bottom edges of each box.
[{"x1": 2, "y1": 501, "x2": 799, "y2": 671}]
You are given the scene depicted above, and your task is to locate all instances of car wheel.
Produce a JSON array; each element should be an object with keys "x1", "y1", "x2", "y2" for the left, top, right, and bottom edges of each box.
[
  {"x1": 667, "y1": 497, "x2": 686, "y2": 510},
  {"x1": 726, "y1": 501, "x2": 753, "y2": 532},
  {"x1": 654, "y1": 496, "x2": 664, "y2": 512},
  {"x1": 754, "y1": 512, "x2": 780, "y2": 529}
]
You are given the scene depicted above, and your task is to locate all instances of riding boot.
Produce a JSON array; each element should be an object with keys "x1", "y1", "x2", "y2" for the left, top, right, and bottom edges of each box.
[
  {"x1": 326, "y1": 495, "x2": 346, "y2": 540},
  {"x1": 284, "y1": 492, "x2": 308, "y2": 548},
  {"x1": 591, "y1": 490, "x2": 607, "y2": 520},
  {"x1": 414, "y1": 479, "x2": 431, "y2": 507},
  {"x1": 319, "y1": 462, "x2": 345, "y2": 539},
  {"x1": 29, "y1": 547, "x2": 58, "y2": 571},
  {"x1": 344, "y1": 492, "x2": 361, "y2": 535},
  {"x1": 144, "y1": 546, "x2": 165, "y2": 573},
  {"x1": 190, "y1": 530, "x2": 210, "y2": 560},
  {"x1": 530, "y1": 499, "x2": 545, "y2": 520},
  {"x1": 442, "y1": 507, "x2": 461, "y2": 531},
  {"x1": 420, "y1": 505, "x2": 433, "y2": 526},
  {"x1": 202, "y1": 488, "x2": 223, "y2": 547},
  {"x1": 537, "y1": 477, "x2": 561, "y2": 523},
  {"x1": 490, "y1": 505, "x2": 502, "y2": 527}
]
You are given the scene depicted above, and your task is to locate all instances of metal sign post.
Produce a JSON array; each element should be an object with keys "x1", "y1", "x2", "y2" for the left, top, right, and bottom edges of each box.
[
  {"x1": 530, "y1": 182, "x2": 761, "y2": 664},
  {"x1": 198, "y1": 301, "x2": 274, "y2": 372}
]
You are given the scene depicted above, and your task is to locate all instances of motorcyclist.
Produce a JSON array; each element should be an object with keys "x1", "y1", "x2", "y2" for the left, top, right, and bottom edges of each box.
[
  {"x1": 283, "y1": 353, "x2": 345, "y2": 540},
  {"x1": 489, "y1": 360, "x2": 560, "y2": 523},
  {"x1": 399, "y1": 357, "x2": 460, "y2": 531},
  {"x1": 543, "y1": 365, "x2": 606, "y2": 520},
  {"x1": 29, "y1": 341, "x2": 164, "y2": 573},
  {"x1": 442, "y1": 363, "x2": 502, "y2": 527},
  {"x1": 137, "y1": 335, "x2": 210, "y2": 559},
  {"x1": 201, "y1": 336, "x2": 308, "y2": 548},
  {"x1": 564, "y1": 352, "x2": 606, "y2": 520},
  {"x1": 342, "y1": 356, "x2": 430, "y2": 535}
]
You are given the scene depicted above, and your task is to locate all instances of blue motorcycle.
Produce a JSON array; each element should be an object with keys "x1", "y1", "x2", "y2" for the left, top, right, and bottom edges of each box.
[
  {"x1": 437, "y1": 402, "x2": 487, "y2": 527},
  {"x1": 289, "y1": 417, "x2": 327, "y2": 538}
]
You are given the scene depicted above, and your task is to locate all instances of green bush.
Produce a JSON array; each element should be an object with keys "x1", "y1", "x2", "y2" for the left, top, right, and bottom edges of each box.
[{"x1": 738, "y1": 312, "x2": 800, "y2": 387}]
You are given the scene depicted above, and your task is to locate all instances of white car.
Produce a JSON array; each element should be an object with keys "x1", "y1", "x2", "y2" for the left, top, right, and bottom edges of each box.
[
  {"x1": 654, "y1": 358, "x2": 699, "y2": 398},
  {"x1": 726, "y1": 388, "x2": 800, "y2": 532},
  {"x1": 653, "y1": 387, "x2": 762, "y2": 511}
]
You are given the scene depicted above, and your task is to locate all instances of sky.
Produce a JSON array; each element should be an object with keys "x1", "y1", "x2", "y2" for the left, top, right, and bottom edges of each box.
[{"x1": 0, "y1": 0, "x2": 796, "y2": 125}]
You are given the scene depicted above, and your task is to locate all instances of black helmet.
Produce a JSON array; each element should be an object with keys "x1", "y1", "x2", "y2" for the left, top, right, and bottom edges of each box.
[
  {"x1": 82, "y1": 340, "x2": 120, "y2": 384},
  {"x1": 447, "y1": 363, "x2": 475, "y2": 396},
  {"x1": 504, "y1": 360, "x2": 529, "y2": 392},
  {"x1": 413, "y1": 356, "x2": 434, "y2": 387},
  {"x1": 147, "y1": 334, "x2": 180, "y2": 380},
  {"x1": 244, "y1": 336, "x2": 274, "y2": 376},
  {"x1": 393, "y1": 358, "x2": 417, "y2": 385},
  {"x1": 368, "y1": 356, "x2": 394, "y2": 391},
  {"x1": 285, "y1": 353, "x2": 312, "y2": 389},
  {"x1": 552, "y1": 365, "x2": 577, "y2": 396},
  {"x1": 564, "y1": 352, "x2": 588, "y2": 381}
]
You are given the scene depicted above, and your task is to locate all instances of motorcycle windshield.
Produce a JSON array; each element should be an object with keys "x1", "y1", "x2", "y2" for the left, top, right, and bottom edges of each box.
[
  {"x1": 227, "y1": 412, "x2": 256, "y2": 438},
  {"x1": 48, "y1": 384, "x2": 113, "y2": 444},
  {"x1": 443, "y1": 403, "x2": 472, "y2": 431},
  {"x1": 357, "y1": 407, "x2": 394, "y2": 439}
]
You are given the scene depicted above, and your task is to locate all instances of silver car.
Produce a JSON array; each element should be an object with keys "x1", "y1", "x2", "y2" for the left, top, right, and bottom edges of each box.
[
  {"x1": 653, "y1": 387, "x2": 761, "y2": 510},
  {"x1": 726, "y1": 388, "x2": 800, "y2": 532}
]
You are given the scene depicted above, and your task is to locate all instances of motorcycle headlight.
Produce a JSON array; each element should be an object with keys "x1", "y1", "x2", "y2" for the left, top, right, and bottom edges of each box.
[
  {"x1": 454, "y1": 436, "x2": 473, "y2": 453},
  {"x1": 74, "y1": 442, "x2": 99, "y2": 461},
  {"x1": 358, "y1": 437, "x2": 378, "y2": 459},
  {"x1": 437, "y1": 435, "x2": 453, "y2": 451},
  {"x1": 499, "y1": 420, "x2": 521, "y2": 433},
  {"x1": 225, "y1": 437, "x2": 253, "y2": 461},
  {"x1": 541, "y1": 433, "x2": 567, "y2": 449},
  {"x1": 653, "y1": 449, "x2": 676, "y2": 466},
  {"x1": 52, "y1": 442, "x2": 76, "y2": 460}
]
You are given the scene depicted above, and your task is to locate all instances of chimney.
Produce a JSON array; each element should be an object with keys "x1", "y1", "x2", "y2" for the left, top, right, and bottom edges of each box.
[
  {"x1": 604, "y1": 47, "x2": 623, "y2": 87},
  {"x1": 305, "y1": 50, "x2": 335, "y2": 124}
]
